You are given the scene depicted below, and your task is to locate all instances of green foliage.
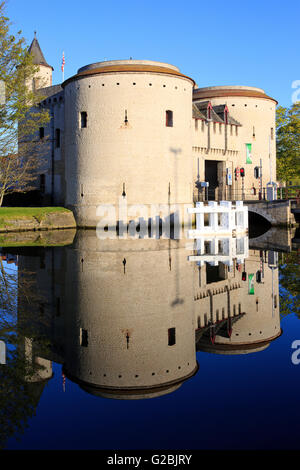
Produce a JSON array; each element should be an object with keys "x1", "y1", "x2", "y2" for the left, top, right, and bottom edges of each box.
[
  {"x1": 0, "y1": 1, "x2": 50, "y2": 205},
  {"x1": 276, "y1": 103, "x2": 300, "y2": 185}
]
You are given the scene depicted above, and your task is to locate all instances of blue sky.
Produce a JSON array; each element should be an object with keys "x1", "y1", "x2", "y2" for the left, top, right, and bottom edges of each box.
[{"x1": 5, "y1": 0, "x2": 300, "y2": 107}]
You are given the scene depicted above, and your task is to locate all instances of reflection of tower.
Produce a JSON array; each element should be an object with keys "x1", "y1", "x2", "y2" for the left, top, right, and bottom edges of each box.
[
  {"x1": 62, "y1": 232, "x2": 198, "y2": 399},
  {"x1": 195, "y1": 249, "x2": 281, "y2": 354},
  {"x1": 17, "y1": 247, "x2": 65, "y2": 383}
]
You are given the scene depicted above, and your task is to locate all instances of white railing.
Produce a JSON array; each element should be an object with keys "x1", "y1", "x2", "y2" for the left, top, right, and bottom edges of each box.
[{"x1": 188, "y1": 201, "x2": 248, "y2": 237}]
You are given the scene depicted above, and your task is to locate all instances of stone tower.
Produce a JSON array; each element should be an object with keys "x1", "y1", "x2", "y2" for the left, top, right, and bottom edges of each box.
[
  {"x1": 28, "y1": 32, "x2": 53, "y2": 90},
  {"x1": 62, "y1": 59, "x2": 195, "y2": 227}
]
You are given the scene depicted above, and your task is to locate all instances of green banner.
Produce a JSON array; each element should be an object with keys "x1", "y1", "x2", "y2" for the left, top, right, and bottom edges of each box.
[
  {"x1": 246, "y1": 143, "x2": 252, "y2": 164},
  {"x1": 248, "y1": 273, "x2": 255, "y2": 295}
]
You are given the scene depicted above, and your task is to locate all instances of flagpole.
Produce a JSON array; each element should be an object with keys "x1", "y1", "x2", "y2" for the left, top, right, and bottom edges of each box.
[{"x1": 62, "y1": 51, "x2": 65, "y2": 83}]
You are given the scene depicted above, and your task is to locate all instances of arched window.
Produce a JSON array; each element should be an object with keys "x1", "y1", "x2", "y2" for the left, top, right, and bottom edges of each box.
[{"x1": 166, "y1": 110, "x2": 173, "y2": 127}]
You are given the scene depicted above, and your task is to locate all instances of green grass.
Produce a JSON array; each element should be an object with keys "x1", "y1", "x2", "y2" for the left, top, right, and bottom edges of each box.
[
  {"x1": 0, "y1": 207, "x2": 71, "y2": 228},
  {"x1": 0, "y1": 207, "x2": 69, "y2": 217}
]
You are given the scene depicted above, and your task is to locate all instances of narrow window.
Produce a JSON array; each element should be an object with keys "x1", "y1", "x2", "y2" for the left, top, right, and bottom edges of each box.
[
  {"x1": 219, "y1": 123, "x2": 222, "y2": 134},
  {"x1": 236, "y1": 126, "x2": 238, "y2": 136},
  {"x1": 271, "y1": 127, "x2": 274, "y2": 140},
  {"x1": 166, "y1": 110, "x2": 173, "y2": 127},
  {"x1": 55, "y1": 128, "x2": 61, "y2": 148},
  {"x1": 213, "y1": 122, "x2": 216, "y2": 133},
  {"x1": 56, "y1": 298, "x2": 61, "y2": 317},
  {"x1": 40, "y1": 174, "x2": 45, "y2": 193},
  {"x1": 230, "y1": 125, "x2": 233, "y2": 136},
  {"x1": 40, "y1": 253, "x2": 45, "y2": 270},
  {"x1": 39, "y1": 127, "x2": 44, "y2": 139},
  {"x1": 201, "y1": 120, "x2": 205, "y2": 132},
  {"x1": 81, "y1": 112, "x2": 87, "y2": 128},
  {"x1": 225, "y1": 110, "x2": 228, "y2": 124},
  {"x1": 168, "y1": 327, "x2": 176, "y2": 346},
  {"x1": 195, "y1": 119, "x2": 198, "y2": 131},
  {"x1": 80, "y1": 328, "x2": 88, "y2": 347}
]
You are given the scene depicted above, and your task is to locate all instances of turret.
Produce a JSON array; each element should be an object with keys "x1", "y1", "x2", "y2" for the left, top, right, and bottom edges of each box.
[{"x1": 28, "y1": 32, "x2": 53, "y2": 90}]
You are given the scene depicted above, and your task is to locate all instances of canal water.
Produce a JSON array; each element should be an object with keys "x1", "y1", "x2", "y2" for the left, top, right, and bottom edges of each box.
[{"x1": 0, "y1": 227, "x2": 299, "y2": 450}]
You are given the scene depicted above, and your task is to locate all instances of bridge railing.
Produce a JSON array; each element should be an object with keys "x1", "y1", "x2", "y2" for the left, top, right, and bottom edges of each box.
[
  {"x1": 188, "y1": 201, "x2": 248, "y2": 237},
  {"x1": 194, "y1": 186, "x2": 300, "y2": 203}
]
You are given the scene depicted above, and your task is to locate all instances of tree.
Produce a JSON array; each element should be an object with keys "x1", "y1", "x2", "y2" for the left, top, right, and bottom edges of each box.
[
  {"x1": 0, "y1": 1, "x2": 50, "y2": 206},
  {"x1": 276, "y1": 103, "x2": 300, "y2": 186},
  {"x1": 278, "y1": 250, "x2": 300, "y2": 318}
]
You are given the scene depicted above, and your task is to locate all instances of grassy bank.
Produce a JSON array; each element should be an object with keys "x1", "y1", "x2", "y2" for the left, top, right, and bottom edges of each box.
[
  {"x1": 0, "y1": 207, "x2": 76, "y2": 232},
  {"x1": 0, "y1": 207, "x2": 68, "y2": 222}
]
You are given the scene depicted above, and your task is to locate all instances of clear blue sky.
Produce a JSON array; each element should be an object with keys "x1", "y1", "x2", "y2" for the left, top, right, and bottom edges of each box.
[{"x1": 5, "y1": 0, "x2": 300, "y2": 106}]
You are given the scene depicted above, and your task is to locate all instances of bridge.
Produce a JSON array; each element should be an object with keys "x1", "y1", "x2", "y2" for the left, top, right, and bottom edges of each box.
[{"x1": 245, "y1": 199, "x2": 298, "y2": 227}]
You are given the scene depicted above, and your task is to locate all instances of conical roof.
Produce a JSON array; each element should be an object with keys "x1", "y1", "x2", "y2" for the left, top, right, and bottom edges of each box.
[{"x1": 28, "y1": 33, "x2": 53, "y2": 70}]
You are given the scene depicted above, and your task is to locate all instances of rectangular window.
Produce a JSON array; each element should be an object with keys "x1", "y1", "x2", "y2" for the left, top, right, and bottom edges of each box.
[
  {"x1": 55, "y1": 128, "x2": 61, "y2": 148},
  {"x1": 236, "y1": 126, "x2": 238, "y2": 136},
  {"x1": 81, "y1": 112, "x2": 87, "y2": 128},
  {"x1": 56, "y1": 298, "x2": 61, "y2": 317},
  {"x1": 40, "y1": 174, "x2": 45, "y2": 193},
  {"x1": 39, "y1": 127, "x2": 45, "y2": 139},
  {"x1": 40, "y1": 253, "x2": 45, "y2": 270},
  {"x1": 271, "y1": 127, "x2": 274, "y2": 140},
  {"x1": 80, "y1": 328, "x2": 88, "y2": 347},
  {"x1": 168, "y1": 328, "x2": 176, "y2": 346},
  {"x1": 213, "y1": 122, "x2": 216, "y2": 133},
  {"x1": 219, "y1": 123, "x2": 222, "y2": 134},
  {"x1": 195, "y1": 119, "x2": 198, "y2": 131},
  {"x1": 230, "y1": 125, "x2": 233, "y2": 136},
  {"x1": 201, "y1": 120, "x2": 205, "y2": 132},
  {"x1": 166, "y1": 110, "x2": 173, "y2": 127}
]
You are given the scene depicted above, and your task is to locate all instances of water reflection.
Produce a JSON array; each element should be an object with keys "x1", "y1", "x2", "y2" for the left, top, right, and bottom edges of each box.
[
  {"x1": 12, "y1": 231, "x2": 282, "y2": 402},
  {"x1": 0, "y1": 254, "x2": 53, "y2": 449}
]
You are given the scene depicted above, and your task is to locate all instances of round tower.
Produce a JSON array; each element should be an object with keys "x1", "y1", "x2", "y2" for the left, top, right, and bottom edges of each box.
[
  {"x1": 193, "y1": 85, "x2": 278, "y2": 195},
  {"x1": 62, "y1": 231, "x2": 198, "y2": 399},
  {"x1": 62, "y1": 60, "x2": 195, "y2": 227}
]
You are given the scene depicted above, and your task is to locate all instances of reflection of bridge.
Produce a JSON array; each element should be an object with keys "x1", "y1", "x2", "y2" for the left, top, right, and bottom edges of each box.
[{"x1": 250, "y1": 227, "x2": 296, "y2": 252}]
